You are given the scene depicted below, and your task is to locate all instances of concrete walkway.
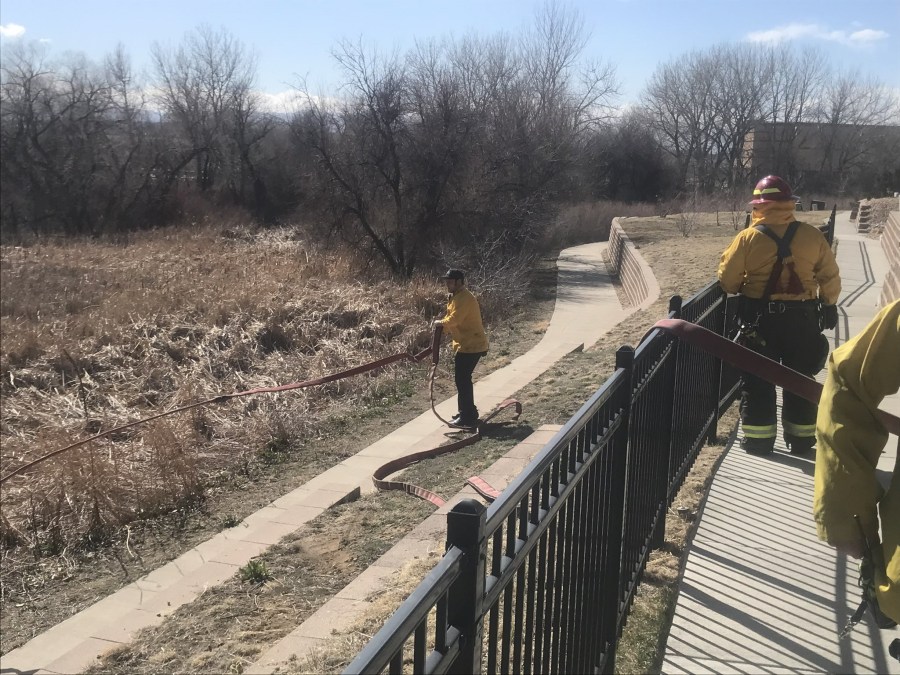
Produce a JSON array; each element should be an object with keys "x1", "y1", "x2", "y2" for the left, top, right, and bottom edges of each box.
[
  {"x1": 663, "y1": 212, "x2": 900, "y2": 674},
  {"x1": 0, "y1": 242, "x2": 648, "y2": 675}
]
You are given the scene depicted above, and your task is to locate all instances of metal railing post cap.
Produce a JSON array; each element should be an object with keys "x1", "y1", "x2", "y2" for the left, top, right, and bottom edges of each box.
[
  {"x1": 450, "y1": 498, "x2": 485, "y2": 515},
  {"x1": 669, "y1": 295, "x2": 683, "y2": 316},
  {"x1": 615, "y1": 345, "x2": 634, "y2": 369},
  {"x1": 446, "y1": 498, "x2": 487, "y2": 551}
]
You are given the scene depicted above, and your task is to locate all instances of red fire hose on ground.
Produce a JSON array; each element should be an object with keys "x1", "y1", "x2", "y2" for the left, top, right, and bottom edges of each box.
[{"x1": 0, "y1": 325, "x2": 522, "y2": 506}]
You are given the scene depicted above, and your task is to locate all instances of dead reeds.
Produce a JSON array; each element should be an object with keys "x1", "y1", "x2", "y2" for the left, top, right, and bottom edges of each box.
[{"x1": 0, "y1": 223, "x2": 515, "y2": 556}]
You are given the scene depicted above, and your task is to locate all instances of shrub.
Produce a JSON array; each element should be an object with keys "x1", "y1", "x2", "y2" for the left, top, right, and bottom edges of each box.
[{"x1": 238, "y1": 559, "x2": 271, "y2": 584}]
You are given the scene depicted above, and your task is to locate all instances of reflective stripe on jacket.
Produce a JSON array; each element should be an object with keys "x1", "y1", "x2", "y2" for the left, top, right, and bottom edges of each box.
[
  {"x1": 439, "y1": 287, "x2": 489, "y2": 354},
  {"x1": 814, "y1": 300, "x2": 900, "y2": 622},
  {"x1": 717, "y1": 221, "x2": 841, "y2": 303}
]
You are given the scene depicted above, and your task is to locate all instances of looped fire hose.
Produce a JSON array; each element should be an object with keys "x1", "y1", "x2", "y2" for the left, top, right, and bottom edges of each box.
[
  {"x1": 371, "y1": 322, "x2": 523, "y2": 505},
  {"x1": 371, "y1": 397, "x2": 523, "y2": 506}
]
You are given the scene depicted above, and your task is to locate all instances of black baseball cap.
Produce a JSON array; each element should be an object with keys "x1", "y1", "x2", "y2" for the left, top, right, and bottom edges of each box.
[{"x1": 442, "y1": 269, "x2": 465, "y2": 280}]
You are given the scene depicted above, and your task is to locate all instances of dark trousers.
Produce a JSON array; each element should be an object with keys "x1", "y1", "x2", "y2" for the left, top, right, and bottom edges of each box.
[
  {"x1": 454, "y1": 351, "x2": 485, "y2": 422},
  {"x1": 739, "y1": 301, "x2": 827, "y2": 440}
]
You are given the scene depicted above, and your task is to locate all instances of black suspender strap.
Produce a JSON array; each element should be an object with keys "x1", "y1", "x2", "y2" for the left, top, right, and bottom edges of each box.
[
  {"x1": 754, "y1": 221, "x2": 800, "y2": 258},
  {"x1": 754, "y1": 221, "x2": 804, "y2": 300}
]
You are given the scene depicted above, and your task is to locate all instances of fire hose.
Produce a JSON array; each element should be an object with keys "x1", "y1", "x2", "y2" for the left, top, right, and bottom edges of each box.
[
  {"x1": 651, "y1": 319, "x2": 900, "y2": 435},
  {"x1": 0, "y1": 326, "x2": 522, "y2": 506}
]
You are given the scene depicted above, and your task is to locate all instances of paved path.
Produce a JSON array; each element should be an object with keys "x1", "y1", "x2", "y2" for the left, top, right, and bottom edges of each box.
[
  {"x1": 663, "y1": 212, "x2": 900, "y2": 674},
  {"x1": 0, "y1": 242, "x2": 648, "y2": 675}
]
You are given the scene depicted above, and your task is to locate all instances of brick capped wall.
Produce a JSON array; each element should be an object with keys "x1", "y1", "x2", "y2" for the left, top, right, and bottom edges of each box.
[
  {"x1": 607, "y1": 219, "x2": 660, "y2": 310},
  {"x1": 881, "y1": 209, "x2": 900, "y2": 307}
]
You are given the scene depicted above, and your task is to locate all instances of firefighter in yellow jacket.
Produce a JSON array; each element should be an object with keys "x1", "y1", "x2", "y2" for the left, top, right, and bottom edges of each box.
[
  {"x1": 433, "y1": 269, "x2": 489, "y2": 428},
  {"x1": 718, "y1": 175, "x2": 841, "y2": 455},
  {"x1": 814, "y1": 299, "x2": 899, "y2": 625}
]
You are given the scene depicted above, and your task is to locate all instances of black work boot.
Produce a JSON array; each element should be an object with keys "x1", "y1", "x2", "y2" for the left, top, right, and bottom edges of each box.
[
  {"x1": 452, "y1": 409, "x2": 479, "y2": 429},
  {"x1": 784, "y1": 434, "x2": 815, "y2": 456},
  {"x1": 741, "y1": 437, "x2": 774, "y2": 456}
]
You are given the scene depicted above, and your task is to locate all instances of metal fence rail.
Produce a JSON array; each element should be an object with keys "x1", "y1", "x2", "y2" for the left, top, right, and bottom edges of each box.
[
  {"x1": 346, "y1": 547, "x2": 465, "y2": 673},
  {"x1": 345, "y1": 283, "x2": 739, "y2": 675},
  {"x1": 478, "y1": 368, "x2": 631, "y2": 674}
]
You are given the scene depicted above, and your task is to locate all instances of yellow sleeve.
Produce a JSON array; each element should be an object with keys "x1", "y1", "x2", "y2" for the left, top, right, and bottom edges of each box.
[
  {"x1": 440, "y1": 293, "x2": 471, "y2": 334},
  {"x1": 717, "y1": 233, "x2": 748, "y2": 295},
  {"x1": 440, "y1": 295, "x2": 459, "y2": 332},
  {"x1": 814, "y1": 237, "x2": 841, "y2": 305},
  {"x1": 814, "y1": 301, "x2": 900, "y2": 547}
]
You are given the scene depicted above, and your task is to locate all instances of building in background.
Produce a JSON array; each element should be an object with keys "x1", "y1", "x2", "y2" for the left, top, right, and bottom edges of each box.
[{"x1": 743, "y1": 122, "x2": 900, "y2": 198}]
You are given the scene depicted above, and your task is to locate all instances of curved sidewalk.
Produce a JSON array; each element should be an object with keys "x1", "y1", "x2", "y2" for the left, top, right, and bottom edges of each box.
[
  {"x1": 0, "y1": 242, "x2": 649, "y2": 675},
  {"x1": 663, "y1": 212, "x2": 900, "y2": 674}
]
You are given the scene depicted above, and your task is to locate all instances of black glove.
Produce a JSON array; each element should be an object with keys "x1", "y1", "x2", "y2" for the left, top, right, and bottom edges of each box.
[{"x1": 823, "y1": 304, "x2": 838, "y2": 330}]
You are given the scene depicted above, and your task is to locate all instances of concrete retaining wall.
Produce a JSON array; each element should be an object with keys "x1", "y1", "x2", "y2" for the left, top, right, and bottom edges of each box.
[
  {"x1": 607, "y1": 218, "x2": 660, "y2": 310},
  {"x1": 881, "y1": 209, "x2": 900, "y2": 307}
]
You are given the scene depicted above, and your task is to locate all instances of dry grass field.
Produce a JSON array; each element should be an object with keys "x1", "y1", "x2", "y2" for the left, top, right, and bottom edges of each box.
[
  {"x1": 1, "y1": 228, "x2": 440, "y2": 546},
  {"x1": 1, "y1": 208, "x2": 831, "y2": 672},
  {"x1": 0, "y1": 222, "x2": 548, "y2": 653}
]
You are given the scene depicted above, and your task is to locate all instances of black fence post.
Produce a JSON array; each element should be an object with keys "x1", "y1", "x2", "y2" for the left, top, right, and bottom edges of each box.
[
  {"x1": 648, "y1": 297, "x2": 682, "y2": 551},
  {"x1": 827, "y1": 205, "x2": 836, "y2": 245},
  {"x1": 446, "y1": 498, "x2": 487, "y2": 674},
  {"x1": 606, "y1": 346, "x2": 634, "y2": 675},
  {"x1": 668, "y1": 295, "x2": 682, "y2": 319},
  {"x1": 706, "y1": 289, "x2": 726, "y2": 444}
]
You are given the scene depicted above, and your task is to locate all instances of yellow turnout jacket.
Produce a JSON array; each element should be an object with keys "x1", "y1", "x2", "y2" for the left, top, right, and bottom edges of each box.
[
  {"x1": 438, "y1": 287, "x2": 489, "y2": 354},
  {"x1": 814, "y1": 300, "x2": 900, "y2": 622},
  {"x1": 718, "y1": 203, "x2": 840, "y2": 303}
]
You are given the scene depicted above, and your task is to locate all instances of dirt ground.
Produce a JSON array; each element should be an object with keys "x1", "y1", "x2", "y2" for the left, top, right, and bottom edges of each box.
[{"x1": 4, "y1": 211, "x2": 831, "y2": 672}]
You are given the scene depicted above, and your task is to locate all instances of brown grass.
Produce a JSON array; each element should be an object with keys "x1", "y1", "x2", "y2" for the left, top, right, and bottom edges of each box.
[
  {"x1": 0, "y1": 225, "x2": 478, "y2": 553},
  {"x1": 0, "y1": 221, "x2": 548, "y2": 654}
]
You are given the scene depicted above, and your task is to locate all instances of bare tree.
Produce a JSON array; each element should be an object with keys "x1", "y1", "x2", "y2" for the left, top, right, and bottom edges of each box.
[
  {"x1": 291, "y1": 3, "x2": 619, "y2": 278},
  {"x1": 757, "y1": 46, "x2": 829, "y2": 184},
  {"x1": 151, "y1": 25, "x2": 272, "y2": 207},
  {"x1": 586, "y1": 108, "x2": 673, "y2": 201},
  {"x1": 0, "y1": 42, "x2": 175, "y2": 237},
  {"x1": 293, "y1": 40, "x2": 417, "y2": 276},
  {"x1": 814, "y1": 70, "x2": 900, "y2": 193},
  {"x1": 706, "y1": 44, "x2": 770, "y2": 188},
  {"x1": 514, "y1": 0, "x2": 619, "y2": 197},
  {"x1": 641, "y1": 49, "x2": 719, "y2": 191}
]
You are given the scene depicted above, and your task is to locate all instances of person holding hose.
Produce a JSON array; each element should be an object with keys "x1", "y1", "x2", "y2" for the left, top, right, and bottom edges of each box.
[
  {"x1": 718, "y1": 175, "x2": 841, "y2": 455},
  {"x1": 433, "y1": 269, "x2": 489, "y2": 429},
  {"x1": 814, "y1": 299, "x2": 899, "y2": 631}
]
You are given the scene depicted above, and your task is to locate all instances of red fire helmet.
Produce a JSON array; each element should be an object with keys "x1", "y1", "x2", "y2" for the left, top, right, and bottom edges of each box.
[{"x1": 750, "y1": 175, "x2": 795, "y2": 205}]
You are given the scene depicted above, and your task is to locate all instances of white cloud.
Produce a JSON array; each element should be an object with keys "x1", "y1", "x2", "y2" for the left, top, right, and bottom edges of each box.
[
  {"x1": 0, "y1": 23, "x2": 26, "y2": 38},
  {"x1": 38, "y1": 38, "x2": 52, "y2": 44},
  {"x1": 746, "y1": 23, "x2": 818, "y2": 43},
  {"x1": 848, "y1": 29, "x2": 889, "y2": 43},
  {"x1": 745, "y1": 22, "x2": 889, "y2": 48},
  {"x1": 256, "y1": 89, "x2": 346, "y2": 114},
  {"x1": 258, "y1": 89, "x2": 302, "y2": 113}
]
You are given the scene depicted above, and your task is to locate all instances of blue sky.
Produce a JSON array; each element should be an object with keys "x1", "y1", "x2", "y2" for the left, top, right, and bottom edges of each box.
[{"x1": 1, "y1": 0, "x2": 898, "y2": 107}]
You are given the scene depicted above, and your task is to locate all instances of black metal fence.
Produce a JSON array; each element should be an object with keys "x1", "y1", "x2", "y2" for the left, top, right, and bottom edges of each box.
[
  {"x1": 345, "y1": 282, "x2": 740, "y2": 675},
  {"x1": 821, "y1": 205, "x2": 836, "y2": 245}
]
